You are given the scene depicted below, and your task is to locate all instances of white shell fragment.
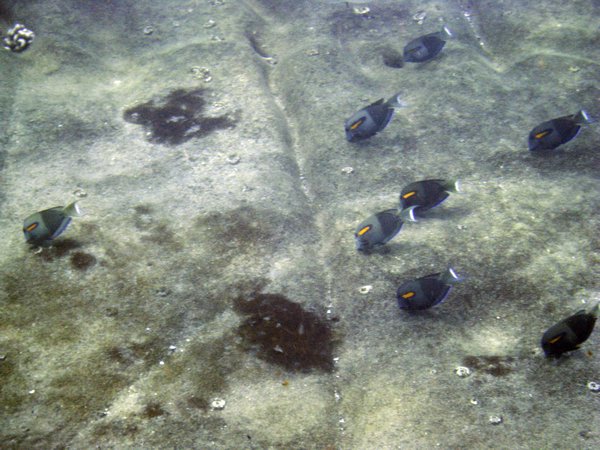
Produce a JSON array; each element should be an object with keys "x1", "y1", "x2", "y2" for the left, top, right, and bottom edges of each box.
[
  {"x1": 489, "y1": 415, "x2": 503, "y2": 425},
  {"x1": 587, "y1": 381, "x2": 600, "y2": 392},
  {"x1": 73, "y1": 188, "x2": 88, "y2": 198},
  {"x1": 341, "y1": 166, "x2": 354, "y2": 174},
  {"x1": 210, "y1": 397, "x2": 226, "y2": 410},
  {"x1": 358, "y1": 285, "x2": 373, "y2": 294},
  {"x1": 226, "y1": 154, "x2": 241, "y2": 165},
  {"x1": 413, "y1": 10, "x2": 427, "y2": 24},
  {"x1": 352, "y1": 6, "x2": 370, "y2": 15},
  {"x1": 190, "y1": 66, "x2": 213, "y2": 82},
  {"x1": 454, "y1": 366, "x2": 471, "y2": 378}
]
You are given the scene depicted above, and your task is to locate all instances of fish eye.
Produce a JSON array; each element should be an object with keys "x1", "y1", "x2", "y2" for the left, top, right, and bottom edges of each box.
[{"x1": 24, "y1": 222, "x2": 38, "y2": 232}]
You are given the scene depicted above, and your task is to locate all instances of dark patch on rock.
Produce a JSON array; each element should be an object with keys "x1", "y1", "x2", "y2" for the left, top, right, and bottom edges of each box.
[
  {"x1": 131, "y1": 204, "x2": 183, "y2": 250},
  {"x1": 462, "y1": 355, "x2": 515, "y2": 377},
  {"x1": 0, "y1": 2, "x2": 14, "y2": 22},
  {"x1": 123, "y1": 88, "x2": 236, "y2": 145},
  {"x1": 93, "y1": 419, "x2": 139, "y2": 439},
  {"x1": 70, "y1": 251, "x2": 97, "y2": 271},
  {"x1": 105, "y1": 307, "x2": 119, "y2": 317},
  {"x1": 187, "y1": 396, "x2": 209, "y2": 410},
  {"x1": 105, "y1": 337, "x2": 166, "y2": 369},
  {"x1": 106, "y1": 346, "x2": 137, "y2": 367},
  {"x1": 234, "y1": 292, "x2": 335, "y2": 372},
  {"x1": 382, "y1": 47, "x2": 404, "y2": 68},
  {"x1": 197, "y1": 206, "x2": 275, "y2": 249},
  {"x1": 141, "y1": 402, "x2": 166, "y2": 418}
]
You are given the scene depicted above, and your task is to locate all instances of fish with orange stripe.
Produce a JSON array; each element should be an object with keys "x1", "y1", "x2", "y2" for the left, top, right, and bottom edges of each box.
[
  {"x1": 528, "y1": 110, "x2": 593, "y2": 151},
  {"x1": 541, "y1": 302, "x2": 598, "y2": 358},
  {"x1": 399, "y1": 179, "x2": 461, "y2": 216},
  {"x1": 344, "y1": 92, "x2": 406, "y2": 142},
  {"x1": 354, "y1": 207, "x2": 417, "y2": 252},
  {"x1": 396, "y1": 268, "x2": 462, "y2": 310},
  {"x1": 23, "y1": 201, "x2": 82, "y2": 246}
]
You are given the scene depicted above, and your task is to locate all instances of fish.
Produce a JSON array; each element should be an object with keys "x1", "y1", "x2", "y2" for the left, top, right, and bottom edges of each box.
[
  {"x1": 345, "y1": 92, "x2": 406, "y2": 142},
  {"x1": 354, "y1": 207, "x2": 416, "y2": 252},
  {"x1": 396, "y1": 267, "x2": 462, "y2": 310},
  {"x1": 528, "y1": 110, "x2": 593, "y2": 151},
  {"x1": 541, "y1": 302, "x2": 598, "y2": 358},
  {"x1": 23, "y1": 201, "x2": 82, "y2": 246},
  {"x1": 403, "y1": 26, "x2": 453, "y2": 63},
  {"x1": 399, "y1": 179, "x2": 461, "y2": 215}
]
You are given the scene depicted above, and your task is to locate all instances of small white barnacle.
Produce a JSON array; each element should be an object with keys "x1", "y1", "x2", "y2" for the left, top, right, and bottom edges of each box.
[
  {"x1": 352, "y1": 6, "x2": 370, "y2": 15},
  {"x1": 210, "y1": 397, "x2": 226, "y2": 410},
  {"x1": 454, "y1": 366, "x2": 471, "y2": 378},
  {"x1": 489, "y1": 415, "x2": 503, "y2": 425},
  {"x1": 587, "y1": 381, "x2": 600, "y2": 392},
  {"x1": 359, "y1": 285, "x2": 373, "y2": 294}
]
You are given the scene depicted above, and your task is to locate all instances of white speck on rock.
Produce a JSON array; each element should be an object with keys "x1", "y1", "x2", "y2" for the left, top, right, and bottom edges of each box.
[
  {"x1": 455, "y1": 366, "x2": 471, "y2": 378},
  {"x1": 210, "y1": 398, "x2": 226, "y2": 410},
  {"x1": 489, "y1": 415, "x2": 503, "y2": 425},
  {"x1": 587, "y1": 381, "x2": 600, "y2": 392},
  {"x1": 359, "y1": 285, "x2": 372, "y2": 294}
]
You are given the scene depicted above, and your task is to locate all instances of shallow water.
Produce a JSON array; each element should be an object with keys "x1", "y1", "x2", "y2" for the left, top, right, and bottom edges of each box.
[{"x1": 1, "y1": 0, "x2": 599, "y2": 448}]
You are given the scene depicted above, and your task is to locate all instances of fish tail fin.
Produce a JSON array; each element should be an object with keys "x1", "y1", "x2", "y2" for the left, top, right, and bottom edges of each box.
[
  {"x1": 454, "y1": 179, "x2": 463, "y2": 193},
  {"x1": 441, "y1": 267, "x2": 463, "y2": 285},
  {"x1": 387, "y1": 91, "x2": 407, "y2": 109},
  {"x1": 63, "y1": 201, "x2": 83, "y2": 217},
  {"x1": 399, "y1": 205, "x2": 419, "y2": 222},
  {"x1": 443, "y1": 179, "x2": 462, "y2": 193},
  {"x1": 575, "y1": 109, "x2": 595, "y2": 124},
  {"x1": 589, "y1": 301, "x2": 600, "y2": 318}
]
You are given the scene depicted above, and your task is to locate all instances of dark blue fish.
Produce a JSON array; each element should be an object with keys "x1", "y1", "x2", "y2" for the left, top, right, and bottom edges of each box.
[
  {"x1": 403, "y1": 26, "x2": 452, "y2": 63},
  {"x1": 397, "y1": 268, "x2": 462, "y2": 310},
  {"x1": 541, "y1": 302, "x2": 598, "y2": 358},
  {"x1": 23, "y1": 202, "x2": 82, "y2": 246},
  {"x1": 399, "y1": 179, "x2": 461, "y2": 215},
  {"x1": 345, "y1": 92, "x2": 405, "y2": 142},
  {"x1": 528, "y1": 110, "x2": 593, "y2": 151},
  {"x1": 354, "y1": 207, "x2": 416, "y2": 252}
]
